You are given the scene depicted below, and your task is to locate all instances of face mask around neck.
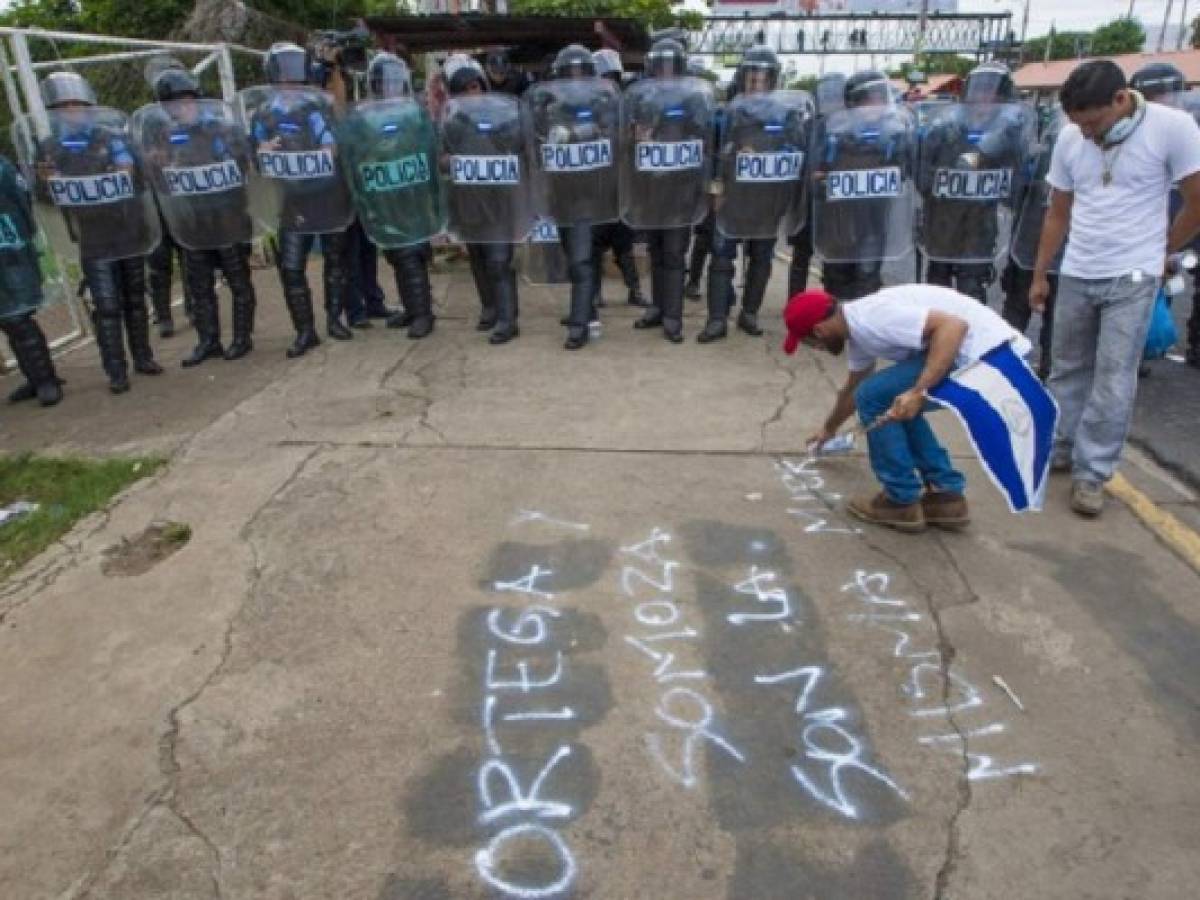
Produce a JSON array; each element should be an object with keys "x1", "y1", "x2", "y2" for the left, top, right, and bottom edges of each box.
[{"x1": 1100, "y1": 90, "x2": 1145, "y2": 147}]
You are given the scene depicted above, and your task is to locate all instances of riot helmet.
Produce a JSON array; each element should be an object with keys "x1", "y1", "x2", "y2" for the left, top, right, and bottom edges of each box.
[
  {"x1": 815, "y1": 73, "x2": 846, "y2": 116},
  {"x1": 445, "y1": 54, "x2": 487, "y2": 96},
  {"x1": 264, "y1": 42, "x2": 310, "y2": 86},
  {"x1": 733, "y1": 46, "x2": 780, "y2": 96},
  {"x1": 368, "y1": 52, "x2": 412, "y2": 100},
  {"x1": 1130, "y1": 62, "x2": 1185, "y2": 101},
  {"x1": 551, "y1": 44, "x2": 596, "y2": 80},
  {"x1": 40, "y1": 71, "x2": 97, "y2": 109},
  {"x1": 646, "y1": 38, "x2": 687, "y2": 79},
  {"x1": 844, "y1": 70, "x2": 891, "y2": 108},
  {"x1": 153, "y1": 68, "x2": 201, "y2": 102},
  {"x1": 963, "y1": 62, "x2": 1015, "y2": 104},
  {"x1": 592, "y1": 49, "x2": 623, "y2": 82}
]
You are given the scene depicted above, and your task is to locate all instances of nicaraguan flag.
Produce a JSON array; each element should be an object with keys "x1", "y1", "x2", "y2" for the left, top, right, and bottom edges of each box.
[{"x1": 926, "y1": 342, "x2": 1059, "y2": 513}]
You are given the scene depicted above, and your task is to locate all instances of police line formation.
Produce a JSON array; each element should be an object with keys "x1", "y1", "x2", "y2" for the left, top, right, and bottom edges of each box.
[{"x1": 4, "y1": 39, "x2": 1199, "y2": 405}]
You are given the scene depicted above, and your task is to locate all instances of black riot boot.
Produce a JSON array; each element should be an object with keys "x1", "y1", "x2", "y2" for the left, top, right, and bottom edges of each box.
[
  {"x1": 93, "y1": 308, "x2": 131, "y2": 394},
  {"x1": 147, "y1": 238, "x2": 176, "y2": 338},
  {"x1": 490, "y1": 269, "x2": 520, "y2": 345},
  {"x1": 697, "y1": 250, "x2": 733, "y2": 344},
  {"x1": 634, "y1": 265, "x2": 665, "y2": 330},
  {"x1": 561, "y1": 227, "x2": 594, "y2": 350},
  {"x1": 616, "y1": 249, "x2": 646, "y2": 307},
  {"x1": 391, "y1": 247, "x2": 436, "y2": 340},
  {"x1": 181, "y1": 291, "x2": 224, "y2": 367},
  {"x1": 737, "y1": 245, "x2": 772, "y2": 337},
  {"x1": 219, "y1": 246, "x2": 256, "y2": 360},
  {"x1": 120, "y1": 259, "x2": 164, "y2": 376},
  {"x1": 322, "y1": 233, "x2": 353, "y2": 341},
  {"x1": 281, "y1": 267, "x2": 321, "y2": 358},
  {"x1": 659, "y1": 229, "x2": 687, "y2": 343},
  {"x1": 3, "y1": 316, "x2": 63, "y2": 406},
  {"x1": 468, "y1": 245, "x2": 497, "y2": 331}
]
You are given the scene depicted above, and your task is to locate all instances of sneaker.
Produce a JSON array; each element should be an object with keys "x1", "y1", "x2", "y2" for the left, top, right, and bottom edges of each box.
[
  {"x1": 921, "y1": 491, "x2": 970, "y2": 528},
  {"x1": 1070, "y1": 480, "x2": 1104, "y2": 517},
  {"x1": 846, "y1": 492, "x2": 926, "y2": 533}
]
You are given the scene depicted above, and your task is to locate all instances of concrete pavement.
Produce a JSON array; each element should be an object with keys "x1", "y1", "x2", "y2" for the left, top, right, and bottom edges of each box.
[{"x1": 2, "y1": 259, "x2": 1199, "y2": 899}]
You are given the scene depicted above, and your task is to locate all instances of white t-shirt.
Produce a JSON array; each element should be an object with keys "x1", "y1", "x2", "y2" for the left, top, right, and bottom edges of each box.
[
  {"x1": 843, "y1": 285, "x2": 1031, "y2": 373},
  {"x1": 1046, "y1": 101, "x2": 1200, "y2": 278}
]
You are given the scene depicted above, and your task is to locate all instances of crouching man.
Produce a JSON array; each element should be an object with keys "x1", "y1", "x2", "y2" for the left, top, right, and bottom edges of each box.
[{"x1": 786, "y1": 284, "x2": 1033, "y2": 532}]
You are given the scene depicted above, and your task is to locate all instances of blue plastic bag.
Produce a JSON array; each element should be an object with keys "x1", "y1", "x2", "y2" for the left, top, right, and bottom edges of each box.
[{"x1": 1143, "y1": 288, "x2": 1178, "y2": 361}]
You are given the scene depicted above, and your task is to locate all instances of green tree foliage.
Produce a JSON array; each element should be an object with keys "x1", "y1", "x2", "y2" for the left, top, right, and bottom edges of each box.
[
  {"x1": 510, "y1": 0, "x2": 702, "y2": 30},
  {"x1": 1021, "y1": 30, "x2": 1093, "y2": 62},
  {"x1": 1090, "y1": 17, "x2": 1145, "y2": 56},
  {"x1": 889, "y1": 53, "x2": 976, "y2": 80}
]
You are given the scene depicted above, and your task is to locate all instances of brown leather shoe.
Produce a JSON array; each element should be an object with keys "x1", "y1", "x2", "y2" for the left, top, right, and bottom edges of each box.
[
  {"x1": 921, "y1": 490, "x2": 970, "y2": 529},
  {"x1": 846, "y1": 492, "x2": 926, "y2": 533}
]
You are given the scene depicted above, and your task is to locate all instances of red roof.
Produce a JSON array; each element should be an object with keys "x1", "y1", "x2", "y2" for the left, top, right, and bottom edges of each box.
[{"x1": 1014, "y1": 48, "x2": 1200, "y2": 92}]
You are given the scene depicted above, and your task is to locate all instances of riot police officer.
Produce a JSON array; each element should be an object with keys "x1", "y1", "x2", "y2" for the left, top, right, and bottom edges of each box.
[
  {"x1": 699, "y1": 46, "x2": 806, "y2": 343},
  {"x1": 627, "y1": 38, "x2": 712, "y2": 343},
  {"x1": 341, "y1": 52, "x2": 437, "y2": 340},
  {"x1": 248, "y1": 43, "x2": 354, "y2": 358},
  {"x1": 920, "y1": 63, "x2": 1029, "y2": 302},
  {"x1": 591, "y1": 48, "x2": 646, "y2": 310},
  {"x1": 441, "y1": 55, "x2": 524, "y2": 344},
  {"x1": 526, "y1": 44, "x2": 621, "y2": 350},
  {"x1": 139, "y1": 67, "x2": 259, "y2": 367},
  {"x1": 35, "y1": 72, "x2": 163, "y2": 394},
  {"x1": 1, "y1": 154, "x2": 62, "y2": 406},
  {"x1": 814, "y1": 70, "x2": 914, "y2": 301},
  {"x1": 1132, "y1": 62, "x2": 1200, "y2": 366},
  {"x1": 484, "y1": 48, "x2": 533, "y2": 97},
  {"x1": 788, "y1": 73, "x2": 845, "y2": 298}
]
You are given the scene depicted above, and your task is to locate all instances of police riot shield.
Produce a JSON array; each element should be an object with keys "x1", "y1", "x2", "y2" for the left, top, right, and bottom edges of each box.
[
  {"x1": 0, "y1": 156, "x2": 46, "y2": 319},
  {"x1": 131, "y1": 99, "x2": 254, "y2": 251},
  {"x1": 715, "y1": 90, "x2": 813, "y2": 240},
  {"x1": 916, "y1": 101, "x2": 1033, "y2": 264},
  {"x1": 520, "y1": 217, "x2": 570, "y2": 284},
  {"x1": 15, "y1": 107, "x2": 160, "y2": 263},
  {"x1": 525, "y1": 77, "x2": 620, "y2": 226},
  {"x1": 441, "y1": 93, "x2": 534, "y2": 244},
  {"x1": 619, "y1": 76, "x2": 714, "y2": 230},
  {"x1": 1010, "y1": 109, "x2": 1066, "y2": 273},
  {"x1": 812, "y1": 105, "x2": 915, "y2": 264},
  {"x1": 338, "y1": 98, "x2": 446, "y2": 249},
  {"x1": 236, "y1": 86, "x2": 354, "y2": 235}
]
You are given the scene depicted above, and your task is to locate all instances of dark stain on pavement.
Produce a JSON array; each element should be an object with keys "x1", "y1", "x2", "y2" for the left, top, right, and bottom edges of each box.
[
  {"x1": 1014, "y1": 542, "x2": 1200, "y2": 742},
  {"x1": 478, "y1": 539, "x2": 614, "y2": 593},
  {"x1": 727, "y1": 836, "x2": 920, "y2": 900}
]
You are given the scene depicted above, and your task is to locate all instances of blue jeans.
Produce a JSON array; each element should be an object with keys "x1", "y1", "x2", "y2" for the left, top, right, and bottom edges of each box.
[
  {"x1": 1048, "y1": 273, "x2": 1157, "y2": 483},
  {"x1": 855, "y1": 354, "x2": 966, "y2": 505}
]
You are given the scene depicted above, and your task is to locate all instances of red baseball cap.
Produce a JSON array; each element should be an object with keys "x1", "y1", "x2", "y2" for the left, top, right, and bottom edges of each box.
[{"x1": 782, "y1": 289, "x2": 835, "y2": 355}]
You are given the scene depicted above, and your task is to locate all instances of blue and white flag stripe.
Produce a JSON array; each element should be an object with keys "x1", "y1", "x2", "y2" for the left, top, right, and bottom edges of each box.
[{"x1": 927, "y1": 342, "x2": 1059, "y2": 513}]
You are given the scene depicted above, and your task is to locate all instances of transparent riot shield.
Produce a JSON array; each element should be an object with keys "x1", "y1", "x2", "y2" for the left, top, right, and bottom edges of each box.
[
  {"x1": 0, "y1": 157, "x2": 47, "y2": 319},
  {"x1": 715, "y1": 90, "x2": 813, "y2": 240},
  {"x1": 812, "y1": 104, "x2": 916, "y2": 264},
  {"x1": 131, "y1": 99, "x2": 254, "y2": 251},
  {"x1": 338, "y1": 98, "x2": 446, "y2": 249},
  {"x1": 525, "y1": 77, "x2": 620, "y2": 226},
  {"x1": 1010, "y1": 109, "x2": 1066, "y2": 273},
  {"x1": 236, "y1": 86, "x2": 354, "y2": 235},
  {"x1": 916, "y1": 101, "x2": 1033, "y2": 264},
  {"x1": 441, "y1": 93, "x2": 534, "y2": 244},
  {"x1": 619, "y1": 76, "x2": 714, "y2": 231},
  {"x1": 520, "y1": 217, "x2": 569, "y2": 285},
  {"x1": 14, "y1": 106, "x2": 161, "y2": 263}
]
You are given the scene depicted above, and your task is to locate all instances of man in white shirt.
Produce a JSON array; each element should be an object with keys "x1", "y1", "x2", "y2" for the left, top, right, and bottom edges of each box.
[
  {"x1": 787, "y1": 285, "x2": 1029, "y2": 532},
  {"x1": 1032, "y1": 60, "x2": 1200, "y2": 517}
]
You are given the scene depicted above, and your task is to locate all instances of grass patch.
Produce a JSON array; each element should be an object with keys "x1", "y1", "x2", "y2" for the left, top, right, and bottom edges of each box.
[{"x1": 0, "y1": 454, "x2": 166, "y2": 578}]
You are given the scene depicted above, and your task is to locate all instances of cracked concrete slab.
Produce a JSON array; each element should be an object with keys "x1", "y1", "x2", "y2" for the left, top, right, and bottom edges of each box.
[{"x1": 2, "y1": 260, "x2": 1199, "y2": 899}]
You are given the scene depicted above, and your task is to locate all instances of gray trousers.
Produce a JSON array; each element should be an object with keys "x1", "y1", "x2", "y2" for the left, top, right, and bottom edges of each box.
[{"x1": 1049, "y1": 273, "x2": 1158, "y2": 483}]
